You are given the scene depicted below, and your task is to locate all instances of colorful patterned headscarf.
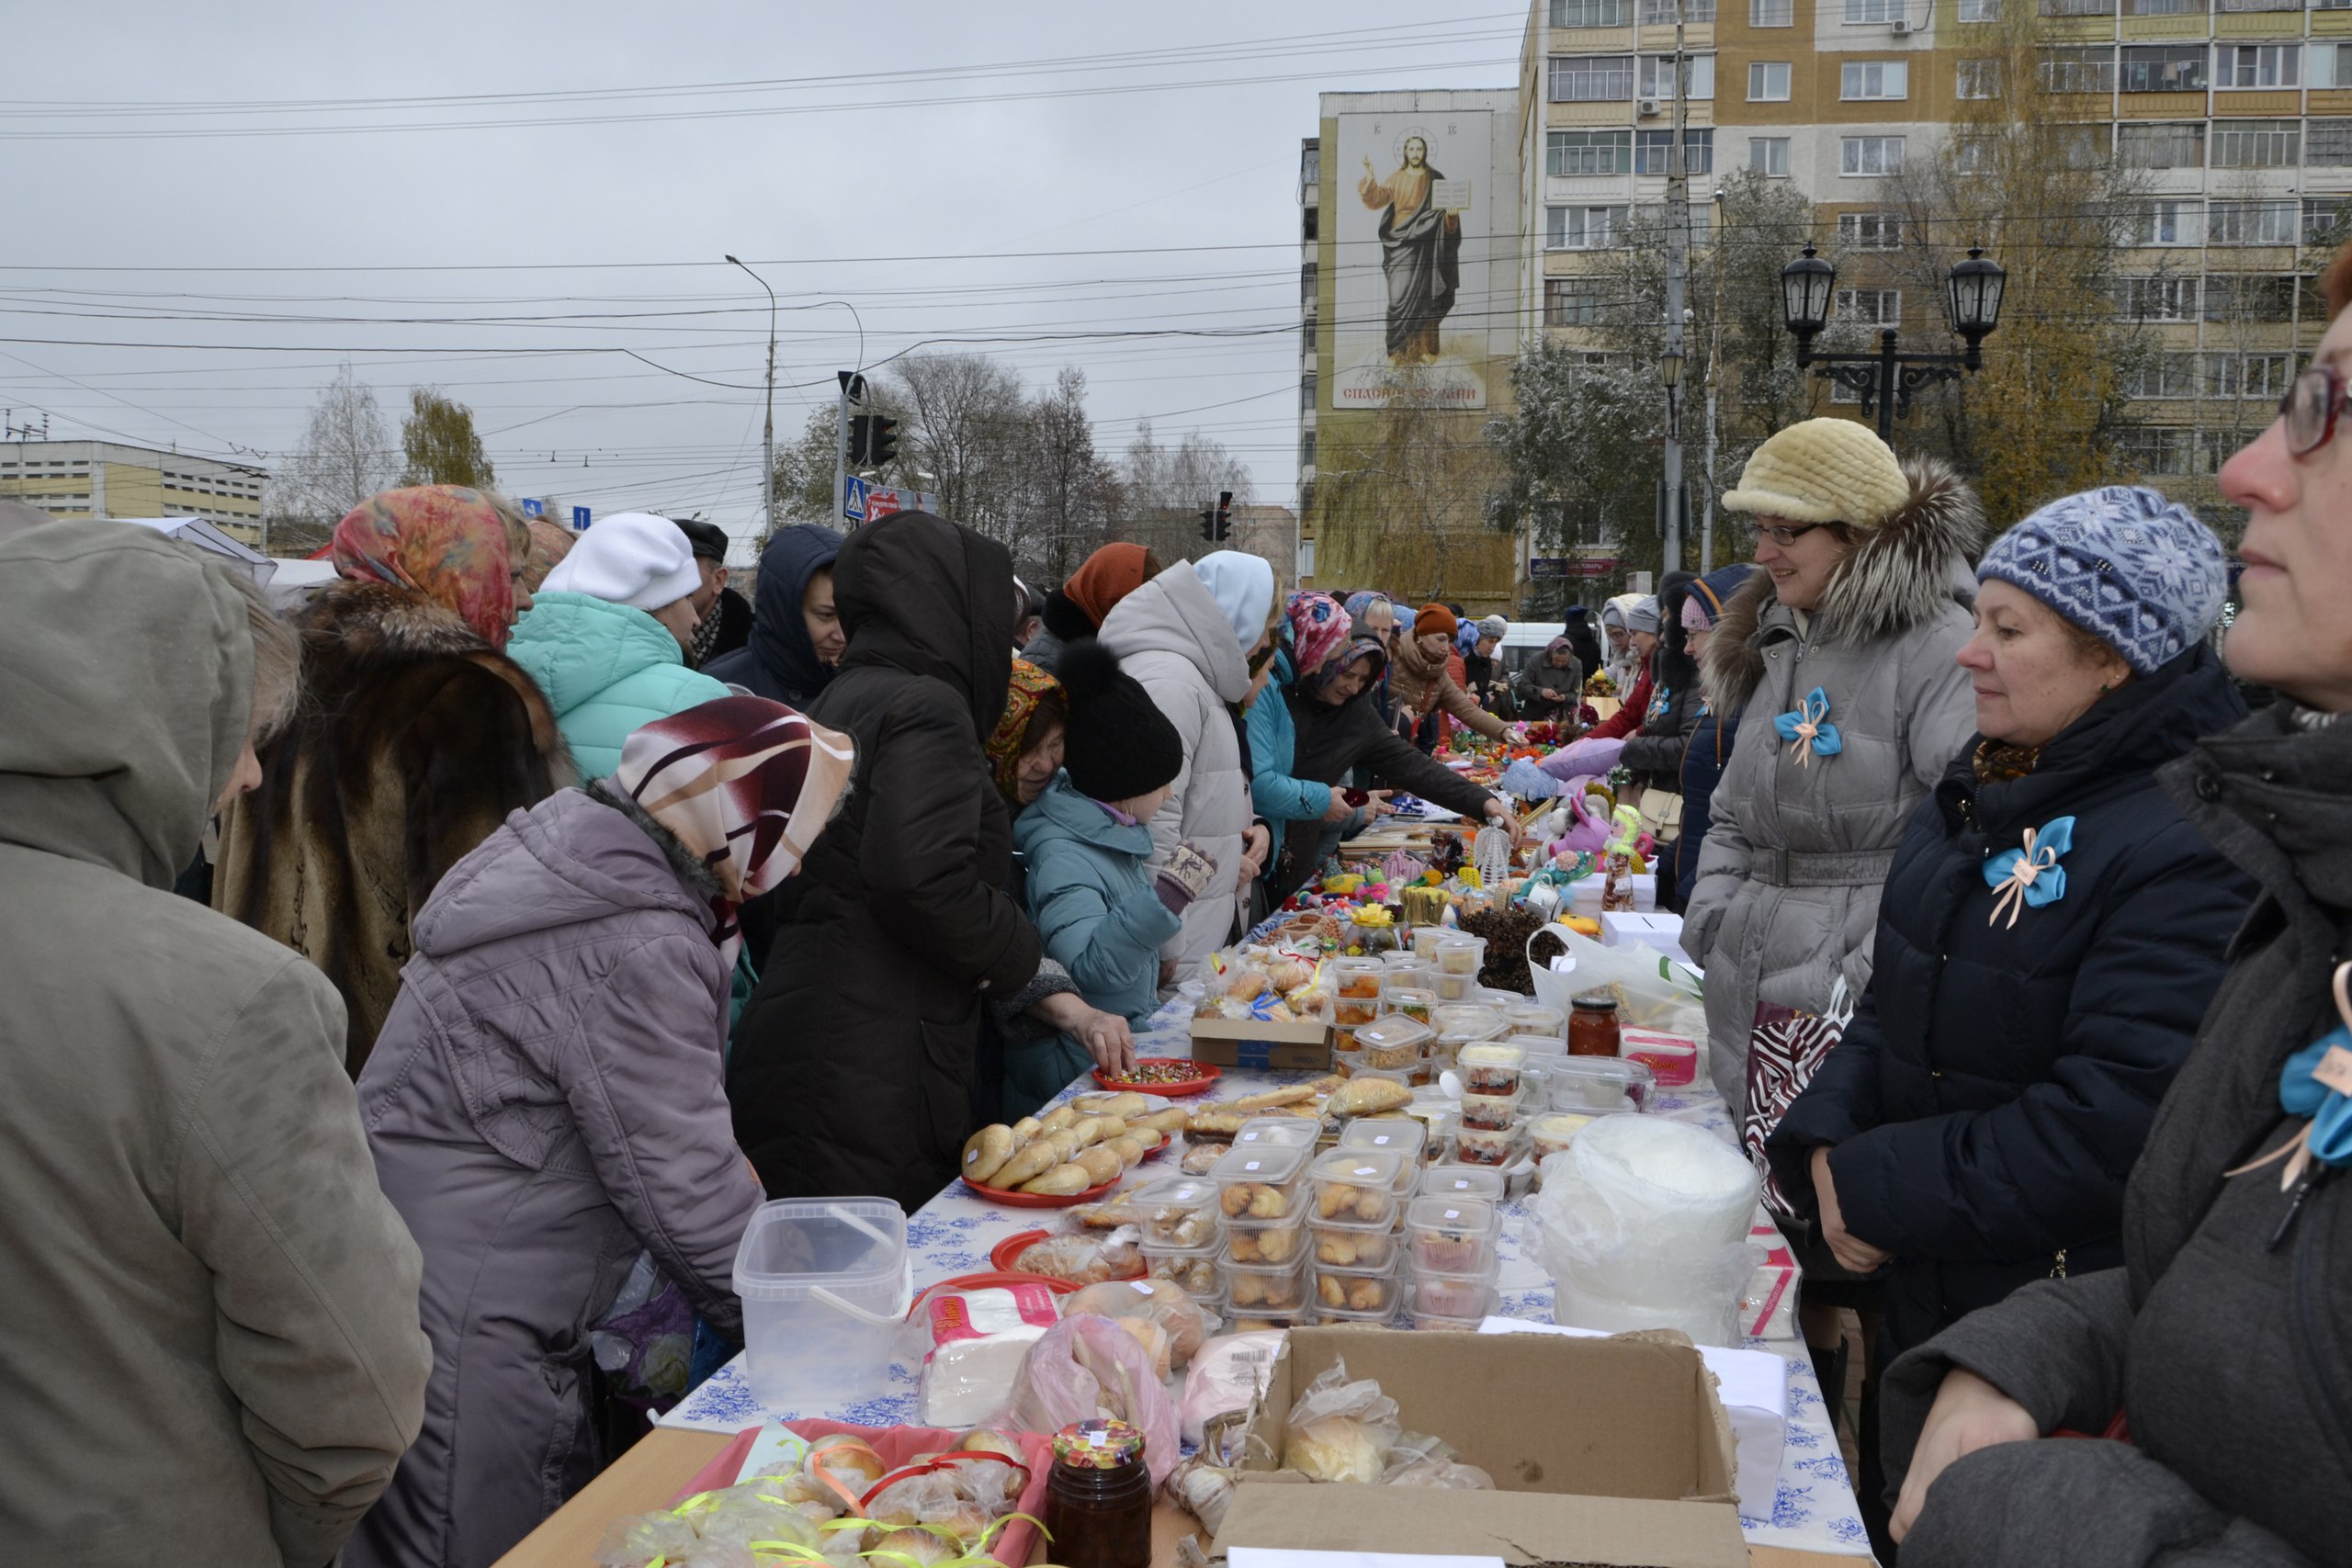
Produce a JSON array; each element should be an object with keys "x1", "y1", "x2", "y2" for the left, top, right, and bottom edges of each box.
[
  {"x1": 1282, "y1": 592, "x2": 1352, "y2": 682},
  {"x1": 985, "y1": 659, "x2": 1066, "y2": 806},
  {"x1": 1301, "y1": 632, "x2": 1389, "y2": 699},
  {"x1": 1342, "y1": 591, "x2": 1394, "y2": 629},
  {"x1": 611, "y1": 695, "x2": 855, "y2": 967},
  {"x1": 1454, "y1": 619, "x2": 1482, "y2": 658},
  {"x1": 331, "y1": 485, "x2": 520, "y2": 649}
]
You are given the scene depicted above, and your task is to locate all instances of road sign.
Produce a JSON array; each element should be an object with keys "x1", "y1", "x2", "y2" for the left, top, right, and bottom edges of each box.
[
  {"x1": 1569, "y1": 558, "x2": 1617, "y2": 578},
  {"x1": 521, "y1": 497, "x2": 544, "y2": 518},
  {"x1": 571, "y1": 505, "x2": 592, "y2": 531},
  {"x1": 842, "y1": 474, "x2": 870, "y2": 525},
  {"x1": 1529, "y1": 558, "x2": 1569, "y2": 581},
  {"x1": 861, "y1": 486, "x2": 941, "y2": 523}
]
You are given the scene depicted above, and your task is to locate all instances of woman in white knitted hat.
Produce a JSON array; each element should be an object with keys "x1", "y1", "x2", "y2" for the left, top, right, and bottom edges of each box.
[
  {"x1": 506, "y1": 512, "x2": 731, "y2": 778},
  {"x1": 1684, "y1": 418, "x2": 1985, "y2": 1112}
]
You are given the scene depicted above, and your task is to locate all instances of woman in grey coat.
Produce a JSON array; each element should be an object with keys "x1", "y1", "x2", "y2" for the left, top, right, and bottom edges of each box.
[
  {"x1": 1683, "y1": 418, "x2": 1986, "y2": 1108},
  {"x1": 349, "y1": 695, "x2": 852, "y2": 1568}
]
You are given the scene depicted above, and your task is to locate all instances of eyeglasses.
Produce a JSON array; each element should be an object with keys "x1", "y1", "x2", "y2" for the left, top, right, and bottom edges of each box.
[
  {"x1": 1743, "y1": 520, "x2": 1826, "y2": 547},
  {"x1": 2278, "y1": 365, "x2": 2352, "y2": 458}
]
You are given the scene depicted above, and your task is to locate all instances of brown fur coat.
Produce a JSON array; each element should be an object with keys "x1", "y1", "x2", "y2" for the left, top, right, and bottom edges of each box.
[{"x1": 215, "y1": 581, "x2": 574, "y2": 1075}]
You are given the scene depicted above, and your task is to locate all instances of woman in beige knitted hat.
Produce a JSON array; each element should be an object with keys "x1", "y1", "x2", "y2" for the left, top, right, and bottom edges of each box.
[{"x1": 1685, "y1": 417, "x2": 1987, "y2": 1108}]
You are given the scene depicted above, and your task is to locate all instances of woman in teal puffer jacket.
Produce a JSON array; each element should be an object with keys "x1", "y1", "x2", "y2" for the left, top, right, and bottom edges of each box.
[
  {"x1": 1246, "y1": 592, "x2": 1358, "y2": 870},
  {"x1": 506, "y1": 513, "x2": 729, "y2": 777}
]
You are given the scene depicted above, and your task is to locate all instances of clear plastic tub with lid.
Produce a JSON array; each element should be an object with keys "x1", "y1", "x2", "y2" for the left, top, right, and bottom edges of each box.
[
  {"x1": 1232, "y1": 1114, "x2": 1320, "y2": 1150},
  {"x1": 1382, "y1": 985, "x2": 1438, "y2": 1026},
  {"x1": 1308, "y1": 1147, "x2": 1408, "y2": 1228},
  {"x1": 1351, "y1": 1015, "x2": 1432, "y2": 1073},
  {"x1": 1430, "y1": 1005, "x2": 1508, "y2": 1056},
  {"x1": 1224, "y1": 1301, "x2": 1318, "y2": 1333},
  {"x1": 1432, "y1": 969, "x2": 1477, "y2": 1003},
  {"x1": 1406, "y1": 1194, "x2": 1500, "y2": 1274},
  {"x1": 1314, "y1": 1259, "x2": 1404, "y2": 1316},
  {"x1": 1332, "y1": 956, "x2": 1385, "y2": 1024},
  {"x1": 1421, "y1": 1164, "x2": 1508, "y2": 1201},
  {"x1": 1208, "y1": 1142, "x2": 1312, "y2": 1223},
  {"x1": 1476, "y1": 987, "x2": 1529, "y2": 1010},
  {"x1": 1457, "y1": 1041, "x2": 1527, "y2": 1095},
  {"x1": 1222, "y1": 1208, "x2": 1308, "y2": 1266},
  {"x1": 1458, "y1": 1084, "x2": 1525, "y2": 1132},
  {"x1": 1433, "y1": 934, "x2": 1487, "y2": 977},
  {"x1": 1128, "y1": 1175, "x2": 1224, "y2": 1250},
  {"x1": 1339, "y1": 1116, "x2": 1430, "y2": 1168},
  {"x1": 1501, "y1": 1001, "x2": 1566, "y2": 1040},
  {"x1": 1545, "y1": 1054, "x2": 1656, "y2": 1112},
  {"x1": 1308, "y1": 1219, "x2": 1398, "y2": 1269},
  {"x1": 1529, "y1": 1111, "x2": 1599, "y2": 1162},
  {"x1": 1141, "y1": 1240, "x2": 1221, "y2": 1298},
  {"x1": 1379, "y1": 951, "x2": 1434, "y2": 987},
  {"x1": 1453, "y1": 1119, "x2": 1521, "y2": 1166},
  {"x1": 1220, "y1": 1241, "x2": 1310, "y2": 1312},
  {"x1": 1408, "y1": 1272, "x2": 1498, "y2": 1328},
  {"x1": 733, "y1": 1198, "x2": 910, "y2": 1412}
]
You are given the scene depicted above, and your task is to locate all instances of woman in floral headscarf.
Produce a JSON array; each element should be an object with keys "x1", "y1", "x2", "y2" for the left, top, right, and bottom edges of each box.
[
  {"x1": 350, "y1": 696, "x2": 852, "y2": 1568},
  {"x1": 215, "y1": 485, "x2": 575, "y2": 1074},
  {"x1": 1245, "y1": 593, "x2": 1359, "y2": 889}
]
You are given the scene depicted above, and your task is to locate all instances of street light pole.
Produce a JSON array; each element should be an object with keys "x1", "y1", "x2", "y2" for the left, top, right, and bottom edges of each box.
[
  {"x1": 725, "y1": 254, "x2": 777, "y2": 542},
  {"x1": 1780, "y1": 243, "x2": 2007, "y2": 440}
]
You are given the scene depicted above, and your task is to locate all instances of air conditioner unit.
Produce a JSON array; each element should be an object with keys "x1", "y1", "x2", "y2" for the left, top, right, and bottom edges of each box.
[
  {"x1": 1637, "y1": 96, "x2": 1663, "y2": 116},
  {"x1": 1889, "y1": 18, "x2": 1914, "y2": 33}
]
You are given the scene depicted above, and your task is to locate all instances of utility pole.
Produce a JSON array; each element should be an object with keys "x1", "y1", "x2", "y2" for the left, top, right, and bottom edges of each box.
[
  {"x1": 724, "y1": 256, "x2": 777, "y2": 542},
  {"x1": 1702, "y1": 262, "x2": 1724, "y2": 573},
  {"x1": 1658, "y1": 0, "x2": 1690, "y2": 576}
]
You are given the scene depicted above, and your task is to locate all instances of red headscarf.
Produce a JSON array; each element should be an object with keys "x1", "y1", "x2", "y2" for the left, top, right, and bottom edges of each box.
[
  {"x1": 1060, "y1": 542, "x2": 1155, "y2": 627},
  {"x1": 611, "y1": 696, "x2": 855, "y2": 967},
  {"x1": 331, "y1": 485, "x2": 520, "y2": 649}
]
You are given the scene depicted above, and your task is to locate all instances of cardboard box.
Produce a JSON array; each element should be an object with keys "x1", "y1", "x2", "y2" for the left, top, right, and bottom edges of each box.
[
  {"x1": 1189, "y1": 1017, "x2": 1335, "y2": 1073},
  {"x1": 1600, "y1": 911, "x2": 1690, "y2": 966},
  {"x1": 1215, "y1": 1327, "x2": 1746, "y2": 1568}
]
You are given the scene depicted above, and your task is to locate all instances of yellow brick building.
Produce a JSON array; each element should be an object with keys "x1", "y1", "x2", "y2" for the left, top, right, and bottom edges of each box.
[{"x1": 0, "y1": 440, "x2": 267, "y2": 545}]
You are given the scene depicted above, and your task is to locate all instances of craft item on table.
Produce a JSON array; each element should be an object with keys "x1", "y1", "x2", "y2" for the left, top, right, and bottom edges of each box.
[
  {"x1": 1773, "y1": 685, "x2": 1843, "y2": 766},
  {"x1": 1384, "y1": 849, "x2": 1428, "y2": 886},
  {"x1": 1499, "y1": 756, "x2": 1563, "y2": 799},
  {"x1": 1473, "y1": 826, "x2": 1514, "y2": 889},
  {"x1": 1984, "y1": 815, "x2": 2075, "y2": 928},
  {"x1": 1398, "y1": 884, "x2": 1448, "y2": 928}
]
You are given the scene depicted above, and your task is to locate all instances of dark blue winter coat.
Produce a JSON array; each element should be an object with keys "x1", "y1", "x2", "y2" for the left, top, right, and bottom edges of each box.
[
  {"x1": 1667, "y1": 705, "x2": 1737, "y2": 911},
  {"x1": 1767, "y1": 644, "x2": 2254, "y2": 1359}
]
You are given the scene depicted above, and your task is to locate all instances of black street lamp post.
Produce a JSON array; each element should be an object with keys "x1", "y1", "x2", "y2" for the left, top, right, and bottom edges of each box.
[{"x1": 1780, "y1": 243, "x2": 2007, "y2": 440}]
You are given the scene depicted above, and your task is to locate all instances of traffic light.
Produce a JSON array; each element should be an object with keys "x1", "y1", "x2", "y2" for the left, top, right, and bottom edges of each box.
[
  {"x1": 849, "y1": 414, "x2": 899, "y2": 468},
  {"x1": 1199, "y1": 507, "x2": 1216, "y2": 542},
  {"x1": 1216, "y1": 491, "x2": 1233, "y2": 542}
]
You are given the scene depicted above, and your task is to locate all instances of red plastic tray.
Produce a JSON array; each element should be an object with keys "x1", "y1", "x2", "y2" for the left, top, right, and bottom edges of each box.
[
  {"x1": 906, "y1": 1269, "x2": 1080, "y2": 1319},
  {"x1": 989, "y1": 1227, "x2": 1147, "y2": 1279},
  {"x1": 1091, "y1": 1057, "x2": 1223, "y2": 1097},
  {"x1": 959, "y1": 1172, "x2": 1121, "y2": 1208}
]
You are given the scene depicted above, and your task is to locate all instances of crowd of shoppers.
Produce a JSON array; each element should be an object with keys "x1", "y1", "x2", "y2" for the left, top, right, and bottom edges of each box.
[{"x1": 9, "y1": 285, "x2": 2350, "y2": 1568}]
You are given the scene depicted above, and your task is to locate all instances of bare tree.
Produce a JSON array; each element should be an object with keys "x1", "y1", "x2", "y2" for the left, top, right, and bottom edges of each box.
[
  {"x1": 1016, "y1": 367, "x2": 1123, "y2": 581},
  {"x1": 271, "y1": 361, "x2": 400, "y2": 537},
  {"x1": 1117, "y1": 421, "x2": 1252, "y2": 566},
  {"x1": 888, "y1": 353, "x2": 1029, "y2": 547}
]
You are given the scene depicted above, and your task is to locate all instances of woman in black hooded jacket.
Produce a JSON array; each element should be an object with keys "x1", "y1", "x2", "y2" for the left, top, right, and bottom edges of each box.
[{"x1": 705, "y1": 524, "x2": 843, "y2": 707}]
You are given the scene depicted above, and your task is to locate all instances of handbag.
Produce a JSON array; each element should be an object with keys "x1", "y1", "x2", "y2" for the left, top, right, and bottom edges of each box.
[
  {"x1": 1634, "y1": 785, "x2": 1684, "y2": 844},
  {"x1": 1741, "y1": 976, "x2": 1855, "y2": 1218}
]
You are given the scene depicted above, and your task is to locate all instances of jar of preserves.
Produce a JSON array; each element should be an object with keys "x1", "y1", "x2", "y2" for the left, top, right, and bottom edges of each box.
[
  {"x1": 1045, "y1": 1419, "x2": 1152, "y2": 1568},
  {"x1": 1567, "y1": 989, "x2": 1621, "y2": 1057}
]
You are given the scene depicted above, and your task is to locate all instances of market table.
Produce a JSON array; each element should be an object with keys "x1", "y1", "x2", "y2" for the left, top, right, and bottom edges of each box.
[{"x1": 497, "y1": 998, "x2": 1873, "y2": 1566}]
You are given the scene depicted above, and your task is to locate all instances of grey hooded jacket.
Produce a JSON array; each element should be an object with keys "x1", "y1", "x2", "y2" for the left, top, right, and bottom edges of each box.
[
  {"x1": 1682, "y1": 457, "x2": 1986, "y2": 1106},
  {"x1": 348, "y1": 786, "x2": 763, "y2": 1568},
  {"x1": 0, "y1": 525, "x2": 431, "y2": 1568}
]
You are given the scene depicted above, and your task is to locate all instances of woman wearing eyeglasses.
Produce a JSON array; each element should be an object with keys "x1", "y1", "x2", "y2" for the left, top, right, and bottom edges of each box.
[
  {"x1": 1683, "y1": 418, "x2": 1986, "y2": 1108},
  {"x1": 1876, "y1": 259, "x2": 2352, "y2": 1567}
]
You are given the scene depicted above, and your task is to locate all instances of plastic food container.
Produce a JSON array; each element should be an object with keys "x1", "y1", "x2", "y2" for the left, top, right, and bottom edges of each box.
[
  {"x1": 1432, "y1": 1006, "x2": 1508, "y2": 1055},
  {"x1": 1506, "y1": 1031, "x2": 1566, "y2": 1058},
  {"x1": 1332, "y1": 956, "x2": 1385, "y2": 1001},
  {"x1": 1408, "y1": 1273, "x2": 1498, "y2": 1327},
  {"x1": 1314, "y1": 1261, "x2": 1404, "y2": 1315},
  {"x1": 1351, "y1": 1016, "x2": 1432, "y2": 1073},
  {"x1": 1141, "y1": 1241, "x2": 1221, "y2": 1297},
  {"x1": 1457, "y1": 1042, "x2": 1527, "y2": 1095},
  {"x1": 1407, "y1": 1195, "x2": 1500, "y2": 1274},
  {"x1": 1434, "y1": 934, "x2": 1487, "y2": 977},
  {"x1": 1476, "y1": 987, "x2": 1528, "y2": 1010},
  {"x1": 1233, "y1": 1115, "x2": 1321, "y2": 1150},
  {"x1": 1432, "y1": 970, "x2": 1477, "y2": 1002},
  {"x1": 1209, "y1": 1143, "x2": 1312, "y2": 1223},
  {"x1": 1378, "y1": 952, "x2": 1434, "y2": 987},
  {"x1": 1339, "y1": 1116, "x2": 1430, "y2": 1167},
  {"x1": 1129, "y1": 1175, "x2": 1223, "y2": 1250},
  {"x1": 1223, "y1": 1302, "x2": 1318, "y2": 1333},
  {"x1": 1331, "y1": 1047, "x2": 1362, "y2": 1078},
  {"x1": 1223, "y1": 1210, "x2": 1308, "y2": 1266},
  {"x1": 1382, "y1": 985, "x2": 1439, "y2": 1026},
  {"x1": 1459, "y1": 1085, "x2": 1525, "y2": 1132},
  {"x1": 1334, "y1": 995, "x2": 1381, "y2": 1028},
  {"x1": 1421, "y1": 1165, "x2": 1508, "y2": 1201},
  {"x1": 1309, "y1": 1147, "x2": 1408, "y2": 1228},
  {"x1": 1501, "y1": 1002, "x2": 1566, "y2": 1040},
  {"x1": 734, "y1": 1198, "x2": 911, "y2": 1411},
  {"x1": 1343, "y1": 1064, "x2": 1415, "y2": 1100},
  {"x1": 1453, "y1": 1121, "x2": 1521, "y2": 1166},
  {"x1": 1308, "y1": 1220, "x2": 1399, "y2": 1269},
  {"x1": 1545, "y1": 1055, "x2": 1655, "y2": 1112},
  {"x1": 1220, "y1": 1244, "x2": 1310, "y2": 1312},
  {"x1": 1409, "y1": 924, "x2": 1447, "y2": 958},
  {"x1": 1530, "y1": 1111, "x2": 1598, "y2": 1162}
]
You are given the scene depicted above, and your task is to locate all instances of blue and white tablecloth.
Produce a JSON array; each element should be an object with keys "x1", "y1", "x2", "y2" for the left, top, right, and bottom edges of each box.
[{"x1": 663, "y1": 996, "x2": 1871, "y2": 1560}]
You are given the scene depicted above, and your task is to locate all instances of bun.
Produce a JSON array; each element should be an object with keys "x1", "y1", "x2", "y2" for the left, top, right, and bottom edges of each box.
[
  {"x1": 1021, "y1": 1161, "x2": 1094, "y2": 1196},
  {"x1": 961, "y1": 1125, "x2": 1015, "y2": 1185},
  {"x1": 991, "y1": 1140, "x2": 1060, "y2": 1190}
]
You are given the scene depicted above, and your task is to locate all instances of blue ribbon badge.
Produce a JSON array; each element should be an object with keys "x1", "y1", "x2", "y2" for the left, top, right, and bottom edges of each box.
[
  {"x1": 2227, "y1": 963, "x2": 2352, "y2": 1193},
  {"x1": 1984, "y1": 815, "x2": 2075, "y2": 928},
  {"x1": 1773, "y1": 686, "x2": 1842, "y2": 767}
]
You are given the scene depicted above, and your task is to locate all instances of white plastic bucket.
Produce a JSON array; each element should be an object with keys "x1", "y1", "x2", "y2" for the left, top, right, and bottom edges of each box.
[{"x1": 733, "y1": 1197, "x2": 912, "y2": 1413}]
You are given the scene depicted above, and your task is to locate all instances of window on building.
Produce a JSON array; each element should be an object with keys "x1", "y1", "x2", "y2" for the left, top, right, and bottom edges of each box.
[
  {"x1": 2130, "y1": 353, "x2": 2201, "y2": 399},
  {"x1": 1639, "y1": 54, "x2": 1715, "y2": 98},
  {"x1": 2041, "y1": 47, "x2": 2116, "y2": 93},
  {"x1": 2211, "y1": 120, "x2": 2300, "y2": 168},
  {"x1": 1547, "y1": 204, "x2": 1634, "y2": 248},
  {"x1": 1843, "y1": 0, "x2": 1902, "y2": 21},
  {"x1": 1747, "y1": 61, "x2": 1792, "y2": 99},
  {"x1": 2126, "y1": 0, "x2": 2199, "y2": 13},
  {"x1": 1300, "y1": 431, "x2": 1316, "y2": 468},
  {"x1": 1841, "y1": 60, "x2": 1909, "y2": 99},
  {"x1": 2217, "y1": 44, "x2": 2299, "y2": 88},
  {"x1": 2132, "y1": 199, "x2": 2201, "y2": 244},
  {"x1": 2215, "y1": 0, "x2": 2301, "y2": 13},
  {"x1": 2207, "y1": 354, "x2": 2292, "y2": 399},
  {"x1": 1953, "y1": 133, "x2": 1996, "y2": 173},
  {"x1": 2208, "y1": 198, "x2": 2299, "y2": 244},
  {"x1": 1303, "y1": 315, "x2": 1317, "y2": 351},
  {"x1": 2310, "y1": 43, "x2": 2352, "y2": 89},
  {"x1": 1636, "y1": 128, "x2": 1714, "y2": 173},
  {"x1": 1841, "y1": 135, "x2": 1905, "y2": 175},
  {"x1": 1301, "y1": 264, "x2": 1317, "y2": 309},
  {"x1": 1302, "y1": 207, "x2": 1318, "y2": 242},
  {"x1": 2304, "y1": 197, "x2": 2349, "y2": 245},
  {"x1": 1751, "y1": 0, "x2": 1794, "y2": 23},
  {"x1": 1639, "y1": 0, "x2": 1718, "y2": 21},
  {"x1": 1959, "y1": 0, "x2": 1999, "y2": 18},
  {"x1": 1749, "y1": 135, "x2": 1792, "y2": 175},
  {"x1": 2203, "y1": 274, "x2": 2298, "y2": 321},
  {"x1": 2119, "y1": 45, "x2": 2206, "y2": 92},
  {"x1": 1550, "y1": 129, "x2": 1635, "y2": 175},
  {"x1": 1836, "y1": 288, "x2": 1902, "y2": 323},
  {"x1": 1301, "y1": 375, "x2": 1317, "y2": 412},
  {"x1": 1545, "y1": 278, "x2": 1608, "y2": 325},
  {"x1": 1838, "y1": 210, "x2": 1905, "y2": 248},
  {"x1": 1552, "y1": 54, "x2": 1638, "y2": 99},
  {"x1": 2309, "y1": 120, "x2": 2352, "y2": 165},
  {"x1": 1553, "y1": 0, "x2": 1633, "y2": 24},
  {"x1": 2118, "y1": 122, "x2": 2204, "y2": 169},
  {"x1": 2040, "y1": 0, "x2": 2114, "y2": 15},
  {"x1": 1300, "y1": 146, "x2": 1320, "y2": 186},
  {"x1": 1956, "y1": 60, "x2": 2002, "y2": 97},
  {"x1": 2117, "y1": 274, "x2": 2200, "y2": 321}
]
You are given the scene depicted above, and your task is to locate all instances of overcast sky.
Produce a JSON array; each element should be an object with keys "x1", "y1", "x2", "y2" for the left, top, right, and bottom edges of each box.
[{"x1": 4, "y1": 1, "x2": 1521, "y2": 556}]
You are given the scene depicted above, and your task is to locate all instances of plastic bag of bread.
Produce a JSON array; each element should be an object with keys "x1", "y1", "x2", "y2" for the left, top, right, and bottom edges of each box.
[
  {"x1": 997, "y1": 1313, "x2": 1183, "y2": 1486},
  {"x1": 1007, "y1": 1225, "x2": 1141, "y2": 1285},
  {"x1": 1381, "y1": 1432, "x2": 1495, "y2": 1490},
  {"x1": 1179, "y1": 1330, "x2": 1284, "y2": 1446},
  {"x1": 1064, "y1": 1277, "x2": 1214, "y2": 1370},
  {"x1": 1280, "y1": 1358, "x2": 1403, "y2": 1485}
]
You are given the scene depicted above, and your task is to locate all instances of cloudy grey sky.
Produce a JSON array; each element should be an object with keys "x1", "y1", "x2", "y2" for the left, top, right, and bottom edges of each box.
[{"x1": 4, "y1": 1, "x2": 1522, "y2": 554}]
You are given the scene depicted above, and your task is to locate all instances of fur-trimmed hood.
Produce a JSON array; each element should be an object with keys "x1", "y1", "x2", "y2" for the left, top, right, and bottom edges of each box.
[
  {"x1": 1702, "y1": 455, "x2": 1984, "y2": 712},
  {"x1": 299, "y1": 575, "x2": 493, "y2": 659}
]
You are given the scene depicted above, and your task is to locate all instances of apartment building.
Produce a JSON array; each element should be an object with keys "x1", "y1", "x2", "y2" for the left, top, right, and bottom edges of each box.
[{"x1": 0, "y1": 440, "x2": 268, "y2": 544}]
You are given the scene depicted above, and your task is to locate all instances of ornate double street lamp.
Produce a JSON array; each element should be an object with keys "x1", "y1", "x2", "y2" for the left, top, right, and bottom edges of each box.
[{"x1": 1780, "y1": 243, "x2": 2007, "y2": 440}]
